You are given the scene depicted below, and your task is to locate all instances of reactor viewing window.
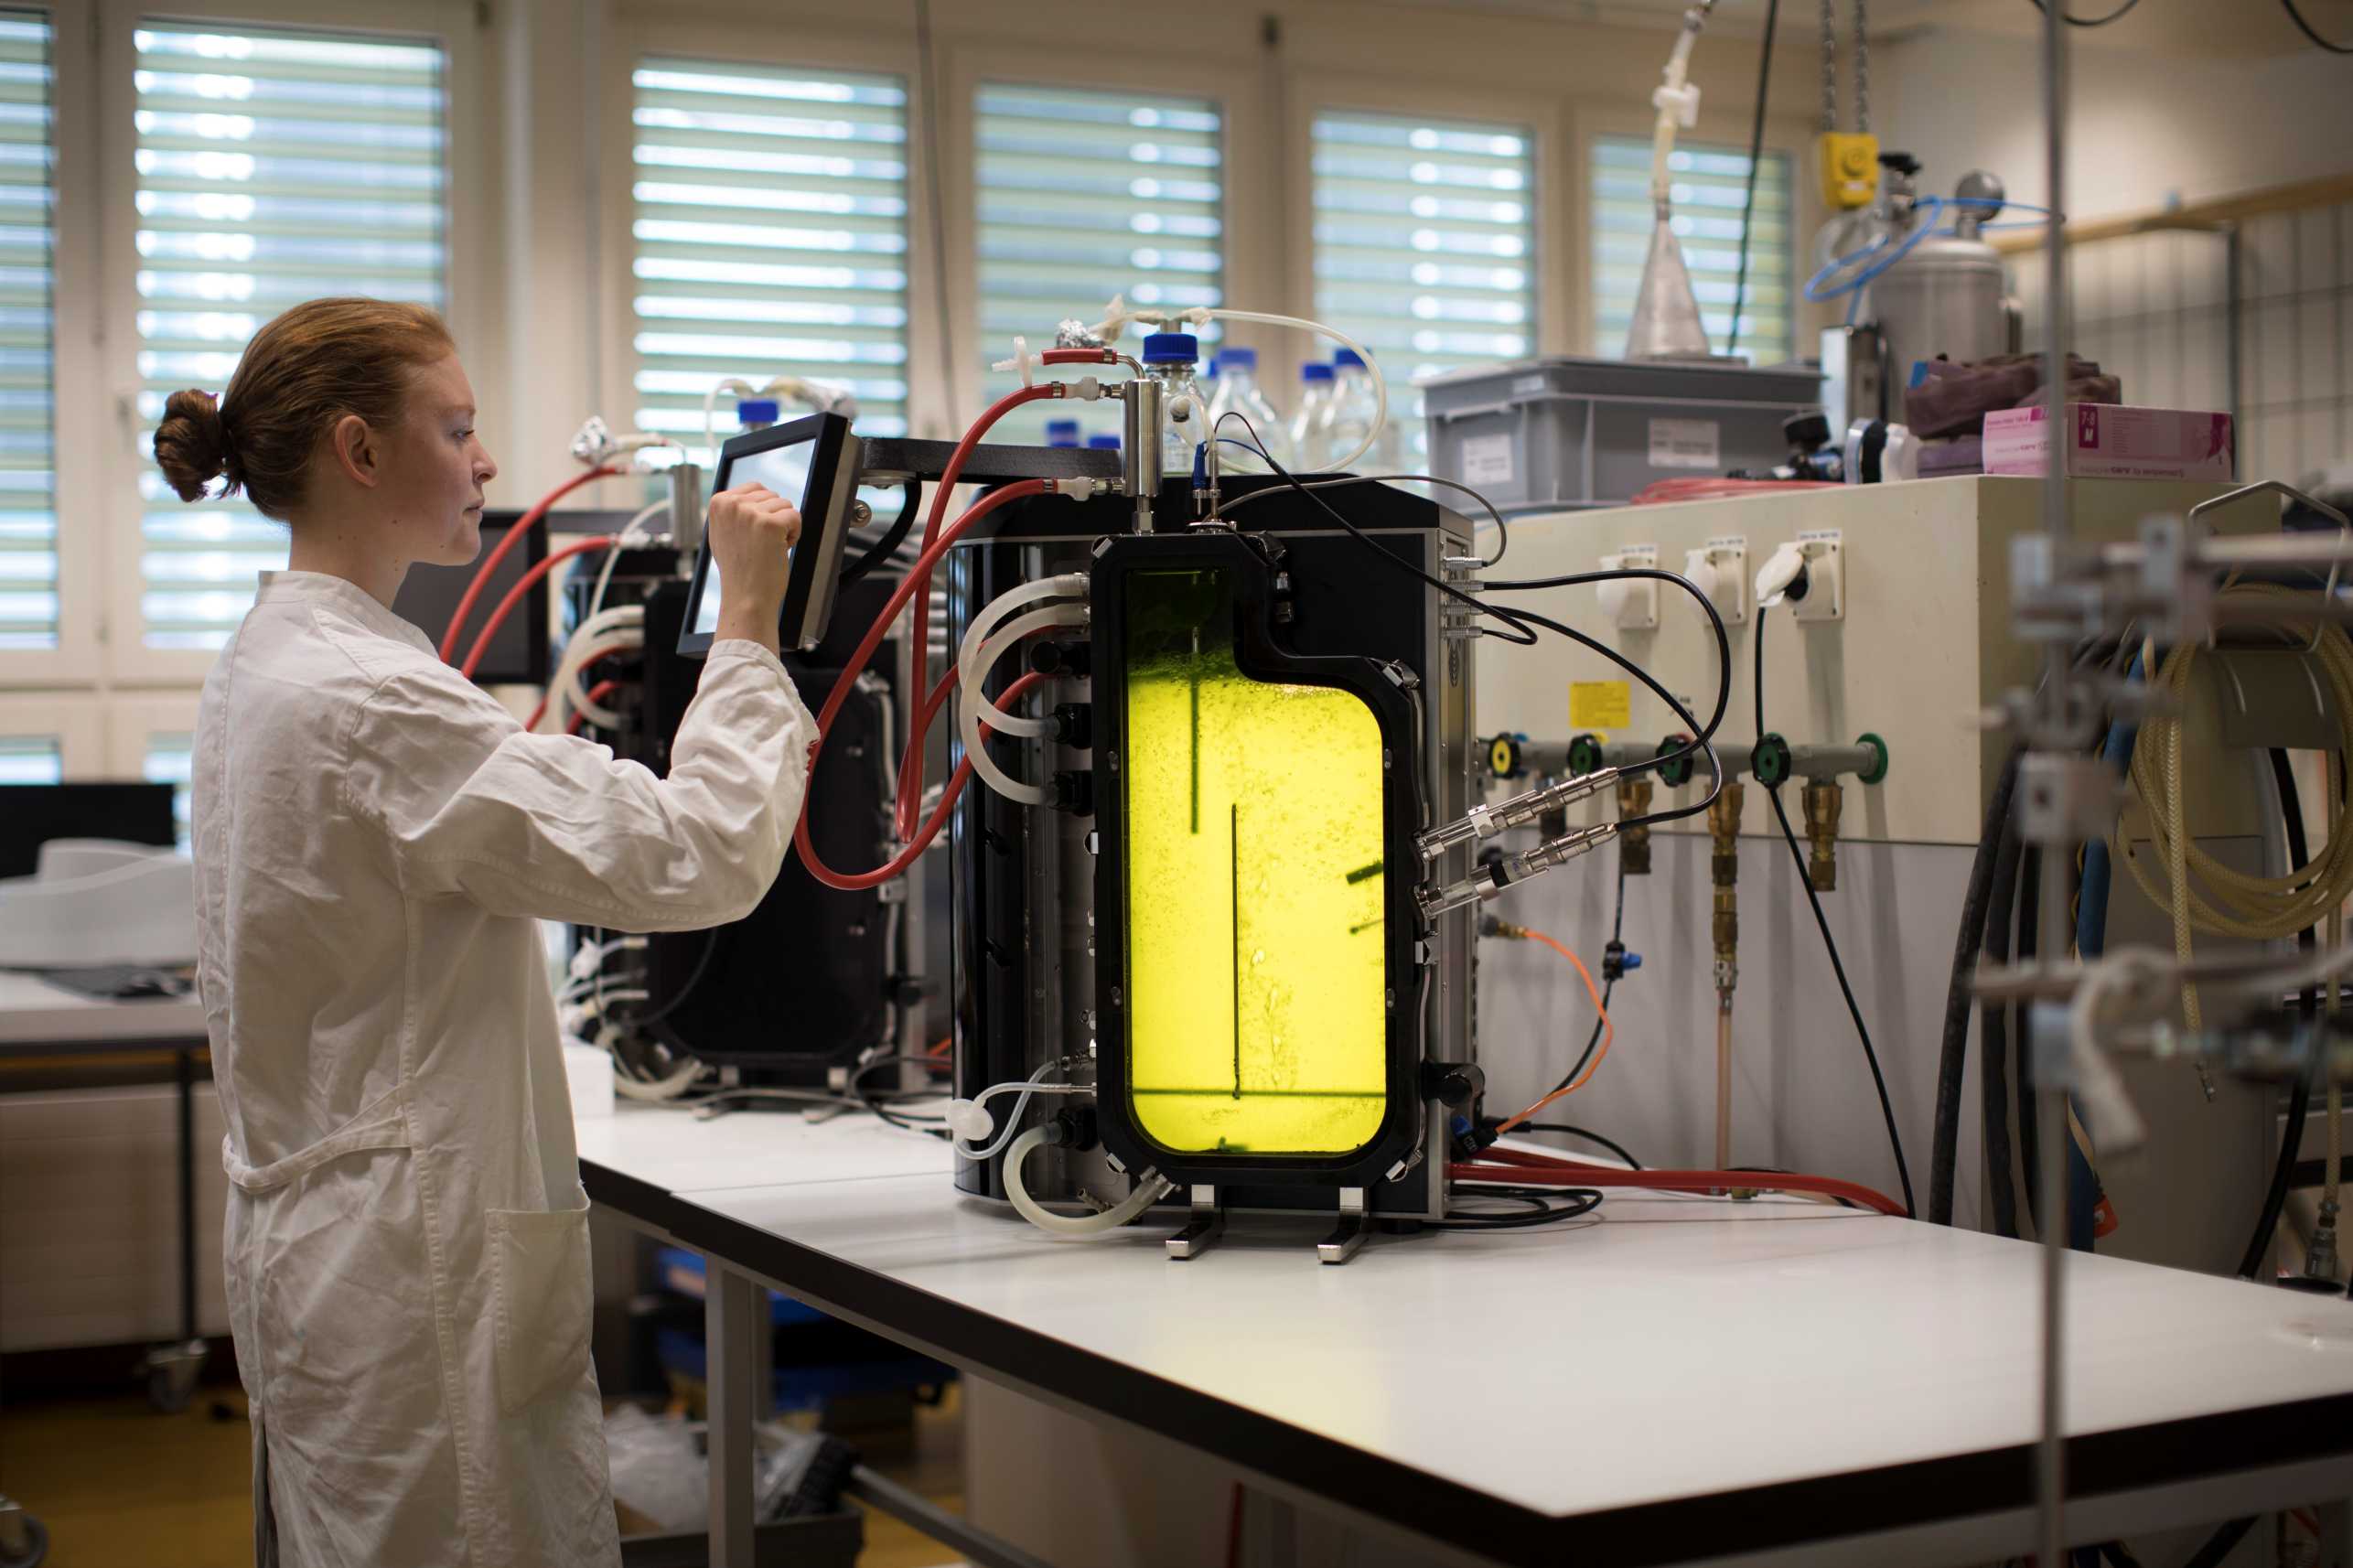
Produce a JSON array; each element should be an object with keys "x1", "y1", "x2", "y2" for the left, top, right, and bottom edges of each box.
[{"x1": 1119, "y1": 565, "x2": 1391, "y2": 1157}]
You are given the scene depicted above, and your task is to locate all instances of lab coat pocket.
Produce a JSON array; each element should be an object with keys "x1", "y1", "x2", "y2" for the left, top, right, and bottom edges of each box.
[{"x1": 487, "y1": 1200, "x2": 594, "y2": 1415}]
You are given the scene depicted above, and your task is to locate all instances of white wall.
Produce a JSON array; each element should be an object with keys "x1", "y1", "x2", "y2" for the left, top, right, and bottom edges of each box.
[{"x1": 1876, "y1": 24, "x2": 2353, "y2": 222}]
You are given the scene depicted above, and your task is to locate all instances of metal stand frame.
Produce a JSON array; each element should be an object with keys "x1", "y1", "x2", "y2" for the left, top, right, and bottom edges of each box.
[
  {"x1": 1316, "y1": 1188, "x2": 1369, "y2": 1265},
  {"x1": 1166, "y1": 1184, "x2": 1224, "y2": 1260}
]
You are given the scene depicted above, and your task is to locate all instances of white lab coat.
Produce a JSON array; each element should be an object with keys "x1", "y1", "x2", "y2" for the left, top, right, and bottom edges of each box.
[{"x1": 192, "y1": 571, "x2": 813, "y2": 1566}]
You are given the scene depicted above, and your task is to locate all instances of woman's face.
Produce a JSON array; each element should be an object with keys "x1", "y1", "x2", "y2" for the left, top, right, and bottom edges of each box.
[{"x1": 383, "y1": 353, "x2": 499, "y2": 566}]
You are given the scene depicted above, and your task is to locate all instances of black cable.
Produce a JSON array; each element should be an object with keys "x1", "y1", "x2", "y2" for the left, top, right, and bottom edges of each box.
[
  {"x1": 2235, "y1": 748, "x2": 2321, "y2": 1280},
  {"x1": 1426, "y1": 1186, "x2": 1606, "y2": 1230},
  {"x1": 2180, "y1": 1517, "x2": 2257, "y2": 1568},
  {"x1": 1982, "y1": 823, "x2": 2026, "y2": 1239},
  {"x1": 1517, "y1": 1123, "x2": 1641, "y2": 1169},
  {"x1": 619, "y1": 928, "x2": 722, "y2": 1029},
  {"x1": 1755, "y1": 606, "x2": 1916, "y2": 1217},
  {"x1": 1930, "y1": 746, "x2": 2024, "y2": 1225},
  {"x1": 1214, "y1": 414, "x2": 1730, "y2": 828},
  {"x1": 838, "y1": 477, "x2": 923, "y2": 588},
  {"x1": 2027, "y1": 0, "x2": 2143, "y2": 23},
  {"x1": 2280, "y1": 0, "x2": 2353, "y2": 48},
  {"x1": 1212, "y1": 436, "x2": 1512, "y2": 567},
  {"x1": 2015, "y1": 846, "x2": 2045, "y2": 1232},
  {"x1": 1726, "y1": 0, "x2": 1778, "y2": 360},
  {"x1": 1551, "y1": 854, "x2": 1628, "y2": 1094}
]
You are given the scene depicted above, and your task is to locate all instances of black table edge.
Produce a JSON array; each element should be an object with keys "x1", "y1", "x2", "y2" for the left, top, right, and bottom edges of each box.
[{"x1": 582, "y1": 1155, "x2": 2353, "y2": 1566}]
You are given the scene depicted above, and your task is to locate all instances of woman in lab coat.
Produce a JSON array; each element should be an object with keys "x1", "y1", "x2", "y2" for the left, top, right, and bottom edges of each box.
[{"x1": 154, "y1": 296, "x2": 816, "y2": 1567}]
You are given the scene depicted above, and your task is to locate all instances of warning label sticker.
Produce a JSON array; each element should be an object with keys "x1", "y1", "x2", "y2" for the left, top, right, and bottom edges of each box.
[
  {"x1": 1648, "y1": 417, "x2": 1721, "y2": 470},
  {"x1": 1569, "y1": 680, "x2": 1632, "y2": 731}
]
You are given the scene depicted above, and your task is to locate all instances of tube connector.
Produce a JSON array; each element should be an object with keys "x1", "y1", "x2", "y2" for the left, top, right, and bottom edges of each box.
[
  {"x1": 2306, "y1": 1198, "x2": 2343, "y2": 1285},
  {"x1": 1617, "y1": 779, "x2": 1655, "y2": 875},
  {"x1": 1416, "y1": 824, "x2": 1617, "y2": 921},
  {"x1": 1802, "y1": 780, "x2": 1843, "y2": 892},
  {"x1": 1709, "y1": 779, "x2": 1744, "y2": 996},
  {"x1": 1419, "y1": 767, "x2": 1621, "y2": 863}
]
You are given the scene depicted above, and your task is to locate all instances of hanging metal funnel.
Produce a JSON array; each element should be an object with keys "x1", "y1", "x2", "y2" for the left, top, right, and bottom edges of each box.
[{"x1": 1625, "y1": 209, "x2": 1713, "y2": 360}]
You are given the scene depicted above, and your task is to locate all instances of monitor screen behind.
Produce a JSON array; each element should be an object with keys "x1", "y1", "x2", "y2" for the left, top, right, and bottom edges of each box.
[
  {"x1": 0, "y1": 783, "x2": 177, "y2": 880},
  {"x1": 688, "y1": 439, "x2": 816, "y2": 642},
  {"x1": 393, "y1": 513, "x2": 550, "y2": 685}
]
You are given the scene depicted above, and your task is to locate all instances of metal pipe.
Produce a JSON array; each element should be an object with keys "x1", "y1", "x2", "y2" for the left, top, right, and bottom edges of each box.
[
  {"x1": 1715, "y1": 1002, "x2": 1735, "y2": 1170},
  {"x1": 2036, "y1": 0, "x2": 2072, "y2": 1559},
  {"x1": 1418, "y1": 768, "x2": 1621, "y2": 862},
  {"x1": 1123, "y1": 379, "x2": 1162, "y2": 533},
  {"x1": 843, "y1": 1466, "x2": 1058, "y2": 1568}
]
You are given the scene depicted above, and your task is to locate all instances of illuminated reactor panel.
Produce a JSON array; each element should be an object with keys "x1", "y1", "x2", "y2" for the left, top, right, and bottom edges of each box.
[{"x1": 1119, "y1": 566, "x2": 1390, "y2": 1157}]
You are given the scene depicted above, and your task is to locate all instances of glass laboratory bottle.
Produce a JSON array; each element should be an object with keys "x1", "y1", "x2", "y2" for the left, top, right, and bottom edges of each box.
[
  {"x1": 1317, "y1": 348, "x2": 1392, "y2": 474},
  {"x1": 1290, "y1": 361, "x2": 1335, "y2": 472},
  {"x1": 1205, "y1": 347, "x2": 1291, "y2": 473},
  {"x1": 1141, "y1": 332, "x2": 1205, "y2": 480}
]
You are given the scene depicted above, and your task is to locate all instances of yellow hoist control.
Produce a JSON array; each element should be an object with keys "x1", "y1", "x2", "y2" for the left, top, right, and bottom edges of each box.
[{"x1": 1818, "y1": 132, "x2": 1880, "y2": 210}]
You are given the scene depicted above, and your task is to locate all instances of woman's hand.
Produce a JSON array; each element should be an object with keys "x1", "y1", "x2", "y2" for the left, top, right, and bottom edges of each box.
[{"x1": 707, "y1": 484, "x2": 803, "y2": 655}]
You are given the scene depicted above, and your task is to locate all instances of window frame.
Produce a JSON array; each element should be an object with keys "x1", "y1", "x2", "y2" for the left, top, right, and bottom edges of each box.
[
  {"x1": 93, "y1": 0, "x2": 489, "y2": 687},
  {"x1": 0, "y1": 691, "x2": 102, "y2": 774},
  {"x1": 1571, "y1": 99, "x2": 1824, "y2": 361}
]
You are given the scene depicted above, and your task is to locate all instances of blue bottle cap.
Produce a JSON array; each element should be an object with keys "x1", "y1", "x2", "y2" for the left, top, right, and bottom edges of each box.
[
  {"x1": 1333, "y1": 348, "x2": 1367, "y2": 370},
  {"x1": 1086, "y1": 434, "x2": 1123, "y2": 450},
  {"x1": 1301, "y1": 362, "x2": 1335, "y2": 382},
  {"x1": 1044, "y1": 418, "x2": 1081, "y2": 446},
  {"x1": 1219, "y1": 346, "x2": 1257, "y2": 371},
  {"x1": 735, "y1": 398, "x2": 780, "y2": 424},
  {"x1": 1141, "y1": 332, "x2": 1199, "y2": 365}
]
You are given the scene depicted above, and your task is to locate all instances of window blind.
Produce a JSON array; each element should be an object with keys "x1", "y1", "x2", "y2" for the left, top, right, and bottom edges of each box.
[
  {"x1": 133, "y1": 23, "x2": 446, "y2": 650},
  {"x1": 1591, "y1": 135, "x2": 1792, "y2": 366},
  {"x1": 630, "y1": 59, "x2": 909, "y2": 466},
  {"x1": 974, "y1": 84, "x2": 1222, "y2": 446},
  {"x1": 1311, "y1": 111, "x2": 1535, "y2": 461},
  {"x1": 0, "y1": 731, "x2": 55, "y2": 783},
  {"x1": 0, "y1": 10, "x2": 51, "y2": 651}
]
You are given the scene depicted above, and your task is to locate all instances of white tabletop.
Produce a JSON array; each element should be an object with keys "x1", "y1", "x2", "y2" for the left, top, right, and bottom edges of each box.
[
  {"x1": 574, "y1": 1099, "x2": 954, "y2": 1197},
  {"x1": 0, "y1": 971, "x2": 209, "y2": 1047},
  {"x1": 671, "y1": 1170, "x2": 2353, "y2": 1534}
]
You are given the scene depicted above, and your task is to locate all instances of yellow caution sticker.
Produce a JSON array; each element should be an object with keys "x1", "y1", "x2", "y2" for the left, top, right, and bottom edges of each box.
[{"x1": 1569, "y1": 680, "x2": 1631, "y2": 731}]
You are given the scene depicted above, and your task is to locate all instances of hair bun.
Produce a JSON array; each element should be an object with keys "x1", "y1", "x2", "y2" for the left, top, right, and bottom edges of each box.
[{"x1": 155, "y1": 387, "x2": 233, "y2": 503}]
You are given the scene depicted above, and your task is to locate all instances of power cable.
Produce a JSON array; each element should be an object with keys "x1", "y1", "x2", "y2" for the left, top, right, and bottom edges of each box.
[
  {"x1": 2281, "y1": 0, "x2": 2353, "y2": 53},
  {"x1": 1516, "y1": 1123, "x2": 1641, "y2": 1169},
  {"x1": 1727, "y1": 0, "x2": 1779, "y2": 359},
  {"x1": 1424, "y1": 1184, "x2": 1606, "y2": 1230},
  {"x1": 1755, "y1": 604, "x2": 1916, "y2": 1216},
  {"x1": 2026, "y1": 0, "x2": 2143, "y2": 23}
]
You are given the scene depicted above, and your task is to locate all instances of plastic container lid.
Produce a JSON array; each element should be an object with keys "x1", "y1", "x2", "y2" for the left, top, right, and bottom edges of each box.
[
  {"x1": 735, "y1": 397, "x2": 780, "y2": 424},
  {"x1": 1087, "y1": 434, "x2": 1123, "y2": 450},
  {"x1": 1219, "y1": 346, "x2": 1257, "y2": 370},
  {"x1": 1333, "y1": 348, "x2": 1367, "y2": 370},
  {"x1": 1301, "y1": 362, "x2": 1336, "y2": 382},
  {"x1": 1141, "y1": 332, "x2": 1199, "y2": 365},
  {"x1": 1044, "y1": 418, "x2": 1081, "y2": 446}
]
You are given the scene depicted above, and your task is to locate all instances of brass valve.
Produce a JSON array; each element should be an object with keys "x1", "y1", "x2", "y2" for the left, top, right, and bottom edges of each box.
[
  {"x1": 1707, "y1": 780, "x2": 1744, "y2": 995},
  {"x1": 1616, "y1": 778, "x2": 1654, "y2": 875},
  {"x1": 1802, "y1": 780, "x2": 1843, "y2": 893}
]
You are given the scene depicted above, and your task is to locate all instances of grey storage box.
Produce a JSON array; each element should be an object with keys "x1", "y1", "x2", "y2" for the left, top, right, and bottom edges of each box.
[{"x1": 1421, "y1": 356, "x2": 1823, "y2": 512}]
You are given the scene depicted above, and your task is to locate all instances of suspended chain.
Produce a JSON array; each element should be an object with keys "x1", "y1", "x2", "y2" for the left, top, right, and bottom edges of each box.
[
  {"x1": 1853, "y1": 0, "x2": 1870, "y2": 134},
  {"x1": 1819, "y1": 0, "x2": 1838, "y2": 132}
]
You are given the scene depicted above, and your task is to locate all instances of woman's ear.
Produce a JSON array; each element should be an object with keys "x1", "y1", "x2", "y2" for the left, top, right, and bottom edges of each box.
[{"x1": 328, "y1": 412, "x2": 381, "y2": 489}]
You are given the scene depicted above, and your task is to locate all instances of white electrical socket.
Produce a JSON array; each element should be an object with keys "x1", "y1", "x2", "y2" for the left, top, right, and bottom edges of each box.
[
  {"x1": 1597, "y1": 545, "x2": 1659, "y2": 630},
  {"x1": 1791, "y1": 529, "x2": 1844, "y2": 622},
  {"x1": 1684, "y1": 536, "x2": 1749, "y2": 625}
]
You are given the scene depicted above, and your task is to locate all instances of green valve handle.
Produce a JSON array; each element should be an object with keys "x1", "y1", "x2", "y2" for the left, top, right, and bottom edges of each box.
[
  {"x1": 1751, "y1": 734, "x2": 1792, "y2": 788},
  {"x1": 1568, "y1": 733, "x2": 1606, "y2": 778},
  {"x1": 1856, "y1": 732, "x2": 1890, "y2": 786},
  {"x1": 1653, "y1": 734, "x2": 1695, "y2": 789}
]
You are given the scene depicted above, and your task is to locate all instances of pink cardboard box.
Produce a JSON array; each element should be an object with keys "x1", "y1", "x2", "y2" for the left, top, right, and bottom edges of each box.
[{"x1": 1982, "y1": 403, "x2": 2236, "y2": 481}]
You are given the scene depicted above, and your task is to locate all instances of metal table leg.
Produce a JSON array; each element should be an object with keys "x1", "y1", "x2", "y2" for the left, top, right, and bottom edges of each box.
[
  {"x1": 144, "y1": 1047, "x2": 208, "y2": 1412},
  {"x1": 704, "y1": 1258, "x2": 759, "y2": 1568}
]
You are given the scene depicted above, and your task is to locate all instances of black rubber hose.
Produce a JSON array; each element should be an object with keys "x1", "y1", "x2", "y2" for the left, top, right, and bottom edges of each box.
[
  {"x1": 2234, "y1": 748, "x2": 2320, "y2": 1281},
  {"x1": 2016, "y1": 848, "x2": 2045, "y2": 1233},
  {"x1": 1931, "y1": 747, "x2": 2025, "y2": 1225},
  {"x1": 1981, "y1": 823, "x2": 2026, "y2": 1239}
]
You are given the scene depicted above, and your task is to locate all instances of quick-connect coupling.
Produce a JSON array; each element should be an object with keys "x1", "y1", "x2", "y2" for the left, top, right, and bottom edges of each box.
[
  {"x1": 1415, "y1": 824, "x2": 1617, "y2": 921},
  {"x1": 1417, "y1": 767, "x2": 1621, "y2": 863},
  {"x1": 1617, "y1": 778, "x2": 1655, "y2": 875},
  {"x1": 1707, "y1": 780, "x2": 1744, "y2": 996}
]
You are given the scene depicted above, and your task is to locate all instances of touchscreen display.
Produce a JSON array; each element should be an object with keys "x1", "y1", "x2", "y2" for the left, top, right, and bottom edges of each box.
[{"x1": 693, "y1": 438, "x2": 812, "y2": 638}]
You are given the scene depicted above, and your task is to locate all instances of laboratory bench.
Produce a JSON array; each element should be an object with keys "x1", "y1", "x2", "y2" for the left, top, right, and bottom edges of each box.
[{"x1": 576, "y1": 1101, "x2": 2353, "y2": 1568}]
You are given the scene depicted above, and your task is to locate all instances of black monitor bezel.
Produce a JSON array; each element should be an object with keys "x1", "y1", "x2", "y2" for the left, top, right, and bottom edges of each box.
[{"x1": 677, "y1": 413, "x2": 855, "y2": 659}]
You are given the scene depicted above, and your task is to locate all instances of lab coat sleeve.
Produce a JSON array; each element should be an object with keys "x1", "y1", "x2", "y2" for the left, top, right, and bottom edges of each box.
[{"x1": 344, "y1": 640, "x2": 816, "y2": 930}]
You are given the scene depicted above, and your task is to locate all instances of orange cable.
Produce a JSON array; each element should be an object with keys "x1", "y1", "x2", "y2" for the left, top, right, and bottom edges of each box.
[{"x1": 1495, "y1": 924, "x2": 1610, "y2": 1132}]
